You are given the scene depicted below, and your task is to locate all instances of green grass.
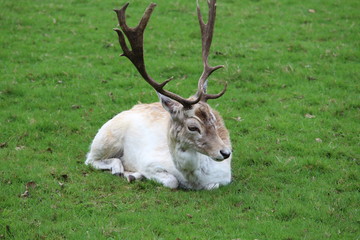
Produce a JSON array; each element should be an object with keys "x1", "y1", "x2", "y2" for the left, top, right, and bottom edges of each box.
[{"x1": 1, "y1": 0, "x2": 359, "y2": 239}]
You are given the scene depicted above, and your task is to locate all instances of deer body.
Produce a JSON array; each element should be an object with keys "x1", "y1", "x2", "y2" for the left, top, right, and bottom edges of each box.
[
  {"x1": 86, "y1": 0, "x2": 233, "y2": 190},
  {"x1": 86, "y1": 101, "x2": 231, "y2": 190}
]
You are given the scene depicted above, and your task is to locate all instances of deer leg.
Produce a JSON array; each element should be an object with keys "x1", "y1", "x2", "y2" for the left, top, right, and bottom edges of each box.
[
  {"x1": 124, "y1": 172, "x2": 144, "y2": 183},
  {"x1": 86, "y1": 158, "x2": 124, "y2": 176},
  {"x1": 204, "y1": 183, "x2": 220, "y2": 190},
  {"x1": 150, "y1": 171, "x2": 179, "y2": 189}
]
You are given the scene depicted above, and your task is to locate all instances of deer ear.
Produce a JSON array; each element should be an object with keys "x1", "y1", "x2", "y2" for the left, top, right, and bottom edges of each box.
[{"x1": 157, "y1": 93, "x2": 182, "y2": 115}]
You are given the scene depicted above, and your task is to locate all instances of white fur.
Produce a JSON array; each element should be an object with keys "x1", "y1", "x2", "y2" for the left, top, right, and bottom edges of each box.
[{"x1": 85, "y1": 102, "x2": 232, "y2": 190}]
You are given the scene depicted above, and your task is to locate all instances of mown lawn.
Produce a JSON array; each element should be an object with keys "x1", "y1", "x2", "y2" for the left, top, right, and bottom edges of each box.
[{"x1": 0, "y1": 0, "x2": 359, "y2": 239}]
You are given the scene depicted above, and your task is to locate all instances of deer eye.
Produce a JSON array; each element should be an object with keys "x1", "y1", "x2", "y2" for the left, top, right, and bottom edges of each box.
[{"x1": 188, "y1": 126, "x2": 201, "y2": 134}]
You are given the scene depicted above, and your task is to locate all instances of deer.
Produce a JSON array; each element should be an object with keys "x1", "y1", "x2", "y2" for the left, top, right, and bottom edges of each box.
[{"x1": 85, "y1": 0, "x2": 232, "y2": 190}]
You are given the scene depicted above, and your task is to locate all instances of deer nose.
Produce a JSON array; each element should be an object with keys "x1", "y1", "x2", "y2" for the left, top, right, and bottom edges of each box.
[{"x1": 220, "y1": 149, "x2": 231, "y2": 159}]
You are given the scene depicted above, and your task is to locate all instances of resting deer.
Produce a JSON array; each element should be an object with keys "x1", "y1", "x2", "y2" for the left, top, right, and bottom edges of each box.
[{"x1": 85, "y1": 0, "x2": 232, "y2": 190}]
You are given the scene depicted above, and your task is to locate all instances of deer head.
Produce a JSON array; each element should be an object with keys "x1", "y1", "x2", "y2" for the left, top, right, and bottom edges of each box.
[{"x1": 114, "y1": 0, "x2": 231, "y2": 161}]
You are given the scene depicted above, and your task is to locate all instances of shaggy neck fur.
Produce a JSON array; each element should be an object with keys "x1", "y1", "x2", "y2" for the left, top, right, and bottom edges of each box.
[{"x1": 168, "y1": 119, "x2": 231, "y2": 190}]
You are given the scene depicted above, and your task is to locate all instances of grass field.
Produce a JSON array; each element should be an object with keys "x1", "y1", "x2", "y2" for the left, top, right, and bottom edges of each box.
[{"x1": 1, "y1": 0, "x2": 359, "y2": 239}]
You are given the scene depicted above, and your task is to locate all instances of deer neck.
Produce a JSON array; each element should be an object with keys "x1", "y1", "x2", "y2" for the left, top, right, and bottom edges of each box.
[
  {"x1": 167, "y1": 120, "x2": 197, "y2": 166},
  {"x1": 167, "y1": 120, "x2": 219, "y2": 185},
  {"x1": 169, "y1": 138, "x2": 231, "y2": 190}
]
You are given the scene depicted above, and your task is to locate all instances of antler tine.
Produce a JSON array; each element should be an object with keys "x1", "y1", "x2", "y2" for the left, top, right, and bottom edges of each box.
[
  {"x1": 114, "y1": 3, "x2": 202, "y2": 109},
  {"x1": 196, "y1": 0, "x2": 227, "y2": 102}
]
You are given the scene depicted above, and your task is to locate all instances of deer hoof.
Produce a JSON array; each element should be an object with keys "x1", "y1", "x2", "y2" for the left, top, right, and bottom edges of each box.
[
  {"x1": 127, "y1": 175, "x2": 136, "y2": 183},
  {"x1": 113, "y1": 172, "x2": 124, "y2": 177}
]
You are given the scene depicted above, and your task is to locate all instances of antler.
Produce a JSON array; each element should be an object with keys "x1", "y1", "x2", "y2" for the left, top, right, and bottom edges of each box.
[
  {"x1": 114, "y1": 3, "x2": 202, "y2": 109},
  {"x1": 197, "y1": 0, "x2": 227, "y2": 102}
]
